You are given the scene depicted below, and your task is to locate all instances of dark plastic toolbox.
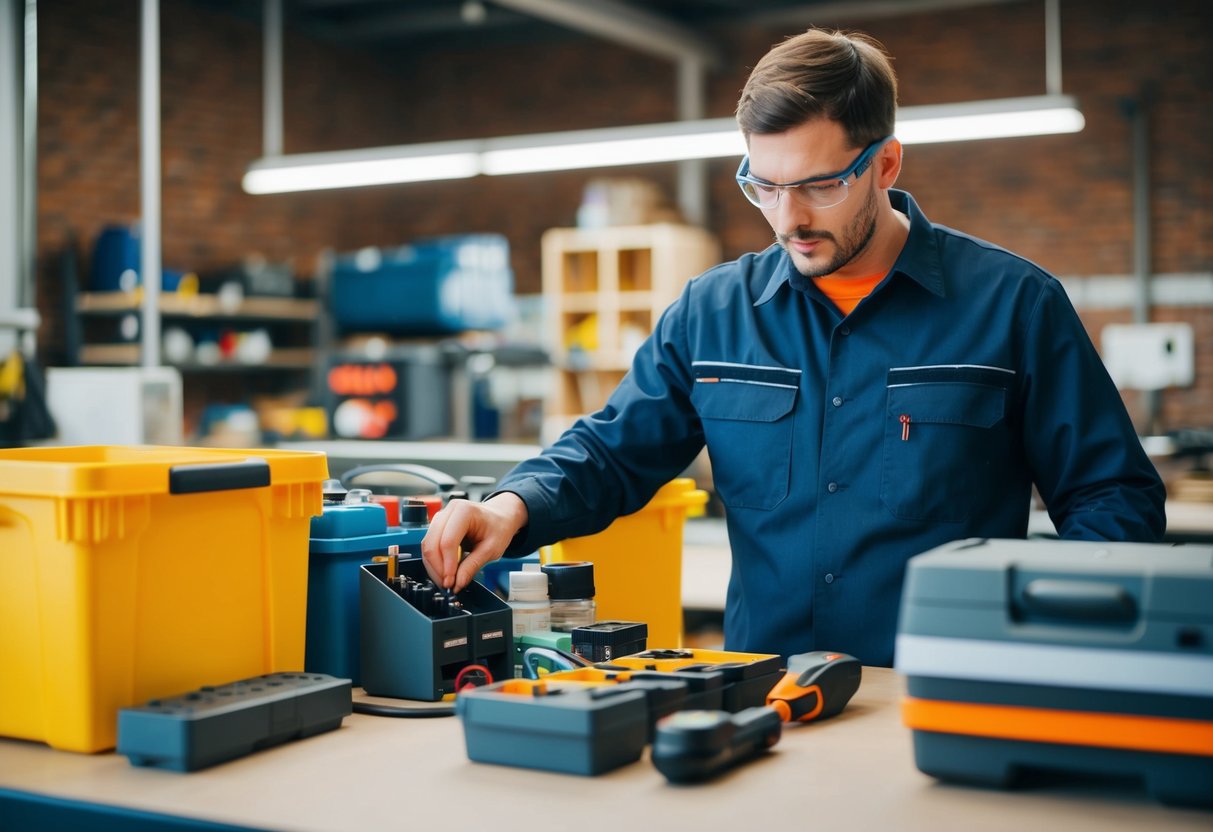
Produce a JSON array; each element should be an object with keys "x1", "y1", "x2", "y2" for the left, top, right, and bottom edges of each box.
[
  {"x1": 117, "y1": 673, "x2": 351, "y2": 772},
  {"x1": 456, "y1": 679, "x2": 651, "y2": 776},
  {"x1": 894, "y1": 538, "x2": 1213, "y2": 808},
  {"x1": 359, "y1": 559, "x2": 512, "y2": 700}
]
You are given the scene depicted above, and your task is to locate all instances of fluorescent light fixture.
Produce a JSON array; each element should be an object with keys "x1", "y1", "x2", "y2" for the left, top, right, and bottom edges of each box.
[
  {"x1": 243, "y1": 95, "x2": 1083, "y2": 194},
  {"x1": 243, "y1": 140, "x2": 482, "y2": 194},
  {"x1": 481, "y1": 120, "x2": 742, "y2": 174},
  {"x1": 895, "y1": 95, "x2": 1084, "y2": 145}
]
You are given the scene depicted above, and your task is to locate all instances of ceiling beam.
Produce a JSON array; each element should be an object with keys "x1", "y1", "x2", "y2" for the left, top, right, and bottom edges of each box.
[
  {"x1": 305, "y1": 5, "x2": 530, "y2": 41},
  {"x1": 748, "y1": 0, "x2": 1024, "y2": 26},
  {"x1": 492, "y1": 0, "x2": 722, "y2": 68}
]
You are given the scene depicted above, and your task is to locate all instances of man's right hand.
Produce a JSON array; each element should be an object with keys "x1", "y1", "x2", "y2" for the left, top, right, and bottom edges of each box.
[{"x1": 420, "y1": 491, "x2": 529, "y2": 593}]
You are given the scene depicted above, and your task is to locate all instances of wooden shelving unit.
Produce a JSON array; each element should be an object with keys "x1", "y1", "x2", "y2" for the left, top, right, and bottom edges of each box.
[
  {"x1": 541, "y1": 224, "x2": 720, "y2": 427},
  {"x1": 72, "y1": 292, "x2": 321, "y2": 371},
  {"x1": 78, "y1": 343, "x2": 317, "y2": 370},
  {"x1": 76, "y1": 292, "x2": 319, "y2": 322}
]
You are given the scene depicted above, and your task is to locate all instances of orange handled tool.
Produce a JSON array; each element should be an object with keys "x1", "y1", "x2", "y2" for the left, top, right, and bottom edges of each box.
[{"x1": 766, "y1": 651, "x2": 862, "y2": 723}]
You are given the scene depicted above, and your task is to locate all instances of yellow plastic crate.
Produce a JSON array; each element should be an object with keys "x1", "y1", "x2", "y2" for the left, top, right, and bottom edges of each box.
[
  {"x1": 543, "y1": 478, "x2": 707, "y2": 648},
  {"x1": 0, "y1": 445, "x2": 327, "y2": 752}
]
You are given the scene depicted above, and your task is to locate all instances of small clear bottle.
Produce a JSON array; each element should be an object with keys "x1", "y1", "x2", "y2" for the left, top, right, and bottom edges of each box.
[
  {"x1": 343, "y1": 487, "x2": 374, "y2": 505},
  {"x1": 541, "y1": 561, "x2": 596, "y2": 632},
  {"x1": 507, "y1": 571, "x2": 551, "y2": 636}
]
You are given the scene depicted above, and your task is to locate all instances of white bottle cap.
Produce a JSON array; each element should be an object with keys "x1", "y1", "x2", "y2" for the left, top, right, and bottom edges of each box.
[{"x1": 508, "y1": 570, "x2": 549, "y2": 601}]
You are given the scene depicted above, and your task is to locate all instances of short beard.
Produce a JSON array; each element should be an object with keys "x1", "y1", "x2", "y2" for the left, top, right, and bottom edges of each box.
[{"x1": 778, "y1": 184, "x2": 879, "y2": 278}]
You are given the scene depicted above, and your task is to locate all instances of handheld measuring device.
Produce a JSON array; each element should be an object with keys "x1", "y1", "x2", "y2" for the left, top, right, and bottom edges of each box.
[{"x1": 651, "y1": 706, "x2": 783, "y2": 783}]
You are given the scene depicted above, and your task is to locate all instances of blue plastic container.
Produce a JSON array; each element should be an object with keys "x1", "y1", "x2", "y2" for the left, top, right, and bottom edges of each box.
[
  {"x1": 90, "y1": 224, "x2": 186, "y2": 292},
  {"x1": 306, "y1": 501, "x2": 425, "y2": 684},
  {"x1": 330, "y1": 234, "x2": 514, "y2": 335}
]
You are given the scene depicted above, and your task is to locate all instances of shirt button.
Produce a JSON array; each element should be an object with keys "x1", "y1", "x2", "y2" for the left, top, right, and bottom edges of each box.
[
  {"x1": 831, "y1": 396, "x2": 843, "y2": 407},
  {"x1": 824, "y1": 573, "x2": 835, "y2": 584},
  {"x1": 827, "y1": 482, "x2": 838, "y2": 493},
  {"x1": 839, "y1": 326, "x2": 851, "y2": 336}
]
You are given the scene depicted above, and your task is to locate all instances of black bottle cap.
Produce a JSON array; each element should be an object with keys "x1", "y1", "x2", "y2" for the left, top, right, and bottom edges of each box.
[
  {"x1": 541, "y1": 561, "x2": 596, "y2": 600},
  {"x1": 400, "y1": 499, "x2": 429, "y2": 527},
  {"x1": 321, "y1": 479, "x2": 348, "y2": 503}
]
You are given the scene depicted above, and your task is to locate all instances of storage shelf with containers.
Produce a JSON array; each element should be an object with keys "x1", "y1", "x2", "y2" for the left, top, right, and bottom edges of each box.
[
  {"x1": 71, "y1": 291, "x2": 320, "y2": 371},
  {"x1": 72, "y1": 224, "x2": 321, "y2": 374},
  {"x1": 540, "y1": 223, "x2": 720, "y2": 429}
]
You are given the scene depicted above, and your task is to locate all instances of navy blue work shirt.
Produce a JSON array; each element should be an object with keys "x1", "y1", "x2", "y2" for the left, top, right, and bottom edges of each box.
[{"x1": 497, "y1": 189, "x2": 1166, "y2": 666}]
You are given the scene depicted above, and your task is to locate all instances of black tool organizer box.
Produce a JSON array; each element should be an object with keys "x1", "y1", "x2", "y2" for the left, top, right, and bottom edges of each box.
[
  {"x1": 117, "y1": 673, "x2": 351, "y2": 772},
  {"x1": 895, "y1": 538, "x2": 1213, "y2": 808},
  {"x1": 456, "y1": 652, "x2": 785, "y2": 777},
  {"x1": 457, "y1": 679, "x2": 655, "y2": 776},
  {"x1": 359, "y1": 559, "x2": 512, "y2": 700}
]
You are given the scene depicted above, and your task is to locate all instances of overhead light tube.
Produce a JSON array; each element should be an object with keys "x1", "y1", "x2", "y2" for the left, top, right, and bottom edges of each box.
[
  {"x1": 242, "y1": 95, "x2": 1083, "y2": 194},
  {"x1": 481, "y1": 120, "x2": 742, "y2": 175},
  {"x1": 895, "y1": 95, "x2": 1084, "y2": 144},
  {"x1": 242, "y1": 141, "x2": 483, "y2": 194}
]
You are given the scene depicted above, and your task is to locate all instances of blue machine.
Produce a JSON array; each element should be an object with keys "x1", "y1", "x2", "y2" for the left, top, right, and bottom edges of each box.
[{"x1": 329, "y1": 234, "x2": 514, "y2": 336}]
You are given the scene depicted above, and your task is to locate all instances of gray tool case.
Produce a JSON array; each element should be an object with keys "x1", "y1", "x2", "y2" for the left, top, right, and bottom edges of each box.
[{"x1": 894, "y1": 538, "x2": 1212, "y2": 808}]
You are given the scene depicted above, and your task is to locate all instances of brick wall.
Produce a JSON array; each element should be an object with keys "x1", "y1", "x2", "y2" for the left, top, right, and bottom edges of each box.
[{"x1": 34, "y1": 0, "x2": 1212, "y2": 432}]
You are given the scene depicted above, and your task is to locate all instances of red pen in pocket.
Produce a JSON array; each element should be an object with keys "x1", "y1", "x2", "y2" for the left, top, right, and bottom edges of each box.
[{"x1": 900, "y1": 413, "x2": 911, "y2": 441}]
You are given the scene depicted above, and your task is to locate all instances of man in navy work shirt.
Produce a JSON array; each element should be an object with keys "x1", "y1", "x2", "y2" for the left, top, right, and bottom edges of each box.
[{"x1": 421, "y1": 28, "x2": 1165, "y2": 667}]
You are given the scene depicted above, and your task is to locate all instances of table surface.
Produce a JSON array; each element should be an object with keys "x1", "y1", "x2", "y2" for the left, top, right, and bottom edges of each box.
[{"x1": 1, "y1": 669, "x2": 1209, "y2": 832}]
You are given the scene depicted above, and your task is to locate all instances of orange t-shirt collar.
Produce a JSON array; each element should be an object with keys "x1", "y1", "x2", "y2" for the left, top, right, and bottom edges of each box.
[{"x1": 812, "y1": 273, "x2": 886, "y2": 315}]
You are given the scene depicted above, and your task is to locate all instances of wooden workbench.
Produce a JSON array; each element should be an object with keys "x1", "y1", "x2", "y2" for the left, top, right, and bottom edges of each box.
[{"x1": 0, "y1": 669, "x2": 1208, "y2": 831}]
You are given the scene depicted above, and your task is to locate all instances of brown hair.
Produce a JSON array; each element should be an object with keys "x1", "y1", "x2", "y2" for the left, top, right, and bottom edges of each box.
[{"x1": 736, "y1": 29, "x2": 898, "y2": 148}]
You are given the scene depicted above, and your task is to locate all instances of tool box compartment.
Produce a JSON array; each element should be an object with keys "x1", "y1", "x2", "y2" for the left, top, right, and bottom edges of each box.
[
  {"x1": 547, "y1": 662, "x2": 727, "y2": 712},
  {"x1": 570, "y1": 620, "x2": 647, "y2": 662},
  {"x1": 0, "y1": 445, "x2": 327, "y2": 752},
  {"x1": 359, "y1": 559, "x2": 512, "y2": 700},
  {"x1": 606, "y1": 648, "x2": 783, "y2": 712},
  {"x1": 456, "y1": 679, "x2": 651, "y2": 775},
  {"x1": 531, "y1": 669, "x2": 690, "y2": 738},
  {"x1": 894, "y1": 538, "x2": 1213, "y2": 808}
]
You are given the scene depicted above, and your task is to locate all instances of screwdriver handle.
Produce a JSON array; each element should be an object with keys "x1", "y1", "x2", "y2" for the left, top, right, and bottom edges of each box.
[
  {"x1": 766, "y1": 651, "x2": 861, "y2": 723},
  {"x1": 766, "y1": 680, "x2": 822, "y2": 722}
]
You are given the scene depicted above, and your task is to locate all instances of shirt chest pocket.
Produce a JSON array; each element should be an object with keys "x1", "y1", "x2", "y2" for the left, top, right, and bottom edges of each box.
[
  {"x1": 880, "y1": 374, "x2": 1010, "y2": 523},
  {"x1": 692, "y1": 375, "x2": 798, "y2": 511}
]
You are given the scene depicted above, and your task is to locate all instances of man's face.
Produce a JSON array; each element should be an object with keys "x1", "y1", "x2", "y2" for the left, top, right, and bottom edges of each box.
[{"x1": 747, "y1": 119, "x2": 883, "y2": 279}]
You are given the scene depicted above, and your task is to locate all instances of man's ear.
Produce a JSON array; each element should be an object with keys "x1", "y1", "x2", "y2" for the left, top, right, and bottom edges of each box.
[{"x1": 877, "y1": 138, "x2": 903, "y2": 189}]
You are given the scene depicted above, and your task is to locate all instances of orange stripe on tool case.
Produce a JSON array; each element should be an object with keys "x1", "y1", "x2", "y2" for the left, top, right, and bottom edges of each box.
[{"x1": 901, "y1": 697, "x2": 1213, "y2": 757}]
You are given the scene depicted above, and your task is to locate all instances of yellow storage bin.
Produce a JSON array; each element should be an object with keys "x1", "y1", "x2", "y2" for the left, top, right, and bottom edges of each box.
[
  {"x1": 543, "y1": 478, "x2": 707, "y2": 648},
  {"x1": 0, "y1": 445, "x2": 327, "y2": 752}
]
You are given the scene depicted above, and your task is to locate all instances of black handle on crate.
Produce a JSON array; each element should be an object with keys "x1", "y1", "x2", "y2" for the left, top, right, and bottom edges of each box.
[
  {"x1": 339, "y1": 463, "x2": 458, "y2": 494},
  {"x1": 1019, "y1": 579, "x2": 1137, "y2": 622},
  {"x1": 169, "y1": 459, "x2": 271, "y2": 494}
]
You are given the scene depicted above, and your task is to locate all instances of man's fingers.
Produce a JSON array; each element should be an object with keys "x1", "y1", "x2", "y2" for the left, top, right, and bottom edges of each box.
[
  {"x1": 419, "y1": 510, "x2": 448, "y2": 587},
  {"x1": 420, "y1": 495, "x2": 524, "y2": 591},
  {"x1": 421, "y1": 505, "x2": 465, "y2": 588},
  {"x1": 437, "y1": 504, "x2": 477, "y2": 589}
]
